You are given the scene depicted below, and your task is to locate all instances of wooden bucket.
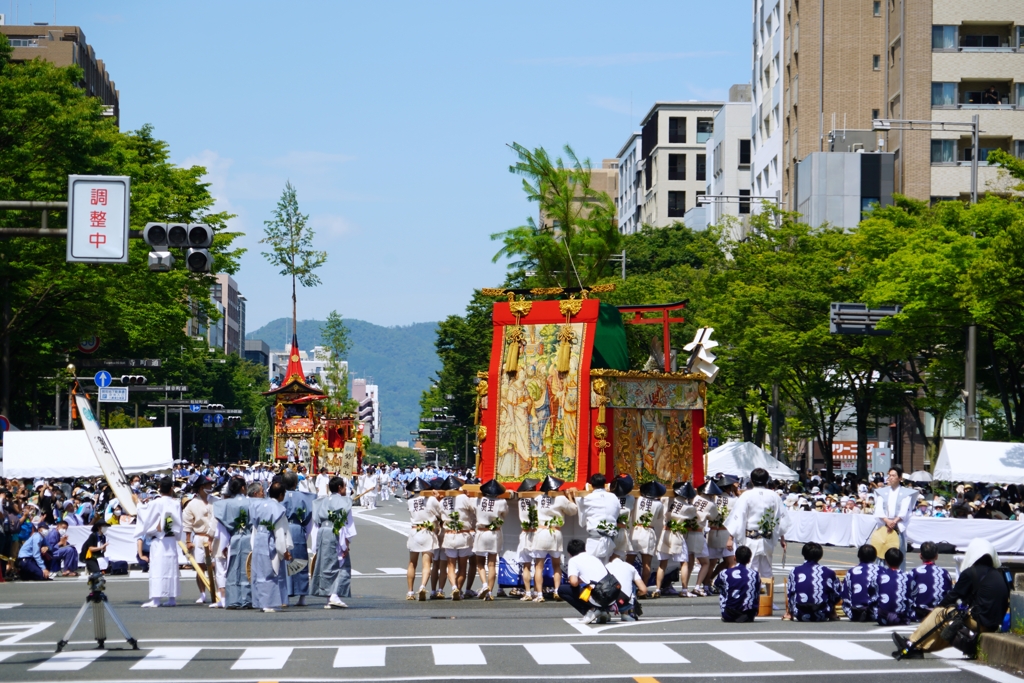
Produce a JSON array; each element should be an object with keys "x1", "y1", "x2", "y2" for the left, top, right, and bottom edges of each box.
[
  {"x1": 758, "y1": 578, "x2": 774, "y2": 617},
  {"x1": 834, "y1": 569, "x2": 848, "y2": 618}
]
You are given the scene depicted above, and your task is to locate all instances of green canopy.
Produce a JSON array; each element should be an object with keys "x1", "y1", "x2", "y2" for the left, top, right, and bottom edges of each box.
[{"x1": 591, "y1": 303, "x2": 629, "y2": 370}]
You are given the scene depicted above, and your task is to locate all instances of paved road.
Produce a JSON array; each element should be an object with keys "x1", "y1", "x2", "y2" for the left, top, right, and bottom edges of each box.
[{"x1": 0, "y1": 498, "x2": 1017, "y2": 683}]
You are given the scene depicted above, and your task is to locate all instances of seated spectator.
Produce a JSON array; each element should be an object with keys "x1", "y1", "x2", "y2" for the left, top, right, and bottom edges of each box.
[
  {"x1": 605, "y1": 554, "x2": 646, "y2": 622},
  {"x1": 877, "y1": 548, "x2": 917, "y2": 625},
  {"x1": 44, "y1": 520, "x2": 79, "y2": 577},
  {"x1": 841, "y1": 544, "x2": 880, "y2": 622},
  {"x1": 784, "y1": 542, "x2": 839, "y2": 622},
  {"x1": 714, "y1": 545, "x2": 760, "y2": 623},
  {"x1": 16, "y1": 520, "x2": 51, "y2": 581},
  {"x1": 911, "y1": 541, "x2": 952, "y2": 619}
]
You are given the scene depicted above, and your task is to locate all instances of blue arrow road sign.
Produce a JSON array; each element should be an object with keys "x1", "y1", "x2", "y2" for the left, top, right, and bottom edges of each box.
[
  {"x1": 203, "y1": 414, "x2": 212, "y2": 424},
  {"x1": 214, "y1": 413, "x2": 224, "y2": 425},
  {"x1": 94, "y1": 371, "x2": 112, "y2": 388},
  {"x1": 189, "y1": 403, "x2": 202, "y2": 413}
]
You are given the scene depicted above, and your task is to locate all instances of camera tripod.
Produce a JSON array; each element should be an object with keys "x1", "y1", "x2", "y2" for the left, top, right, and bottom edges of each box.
[{"x1": 56, "y1": 574, "x2": 138, "y2": 653}]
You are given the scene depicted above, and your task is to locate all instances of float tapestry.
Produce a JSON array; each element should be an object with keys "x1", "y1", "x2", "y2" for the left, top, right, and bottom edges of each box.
[{"x1": 495, "y1": 323, "x2": 587, "y2": 483}]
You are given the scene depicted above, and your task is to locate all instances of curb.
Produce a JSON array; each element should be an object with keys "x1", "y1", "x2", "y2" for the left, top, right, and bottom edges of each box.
[{"x1": 978, "y1": 632, "x2": 1024, "y2": 676}]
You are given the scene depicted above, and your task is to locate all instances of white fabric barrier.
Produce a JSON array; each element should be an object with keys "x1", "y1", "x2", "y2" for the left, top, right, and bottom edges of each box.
[
  {"x1": 67, "y1": 525, "x2": 187, "y2": 568},
  {"x1": 785, "y1": 510, "x2": 1024, "y2": 554},
  {"x1": 4, "y1": 427, "x2": 173, "y2": 478}
]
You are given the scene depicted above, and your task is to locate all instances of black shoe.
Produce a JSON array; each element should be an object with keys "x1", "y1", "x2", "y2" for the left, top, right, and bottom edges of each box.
[{"x1": 892, "y1": 632, "x2": 909, "y2": 652}]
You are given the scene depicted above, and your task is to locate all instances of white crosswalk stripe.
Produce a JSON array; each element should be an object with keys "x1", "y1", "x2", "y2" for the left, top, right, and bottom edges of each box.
[
  {"x1": 0, "y1": 639, "x2": 924, "y2": 673},
  {"x1": 0, "y1": 604, "x2": 23, "y2": 610},
  {"x1": 0, "y1": 622, "x2": 55, "y2": 645},
  {"x1": 376, "y1": 567, "x2": 406, "y2": 574},
  {"x1": 131, "y1": 647, "x2": 202, "y2": 670}
]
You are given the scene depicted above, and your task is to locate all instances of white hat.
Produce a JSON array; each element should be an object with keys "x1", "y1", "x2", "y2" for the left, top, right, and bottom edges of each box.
[
  {"x1": 961, "y1": 538, "x2": 1000, "y2": 570},
  {"x1": 810, "y1": 486, "x2": 820, "y2": 494}
]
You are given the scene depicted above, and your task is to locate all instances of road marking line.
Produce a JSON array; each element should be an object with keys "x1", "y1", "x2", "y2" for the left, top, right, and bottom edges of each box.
[
  {"x1": 333, "y1": 645, "x2": 387, "y2": 668},
  {"x1": 634, "y1": 678, "x2": 662, "y2": 683},
  {"x1": 350, "y1": 570, "x2": 363, "y2": 576},
  {"x1": 933, "y1": 647, "x2": 966, "y2": 659},
  {"x1": 231, "y1": 647, "x2": 292, "y2": 670},
  {"x1": 0, "y1": 651, "x2": 21, "y2": 662},
  {"x1": 0, "y1": 604, "x2": 23, "y2": 609},
  {"x1": 376, "y1": 568, "x2": 407, "y2": 575},
  {"x1": 617, "y1": 642, "x2": 689, "y2": 664},
  {"x1": 433, "y1": 644, "x2": 486, "y2": 665},
  {"x1": 954, "y1": 662, "x2": 1024, "y2": 683},
  {"x1": 801, "y1": 639, "x2": 890, "y2": 661},
  {"x1": 30, "y1": 650, "x2": 106, "y2": 671},
  {"x1": 0, "y1": 622, "x2": 54, "y2": 645},
  {"x1": 131, "y1": 647, "x2": 202, "y2": 670},
  {"x1": 524, "y1": 643, "x2": 589, "y2": 665},
  {"x1": 708, "y1": 640, "x2": 792, "y2": 662}
]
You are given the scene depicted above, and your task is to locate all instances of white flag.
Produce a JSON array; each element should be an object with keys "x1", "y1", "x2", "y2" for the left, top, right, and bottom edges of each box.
[{"x1": 73, "y1": 392, "x2": 137, "y2": 515}]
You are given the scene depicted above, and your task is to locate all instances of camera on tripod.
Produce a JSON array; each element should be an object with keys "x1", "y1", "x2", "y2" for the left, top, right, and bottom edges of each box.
[
  {"x1": 87, "y1": 572, "x2": 106, "y2": 595},
  {"x1": 56, "y1": 572, "x2": 137, "y2": 653}
]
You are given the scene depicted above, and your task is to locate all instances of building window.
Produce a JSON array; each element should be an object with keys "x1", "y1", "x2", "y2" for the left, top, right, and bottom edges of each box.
[
  {"x1": 872, "y1": 1, "x2": 881, "y2": 16},
  {"x1": 668, "y1": 191, "x2": 686, "y2": 217},
  {"x1": 739, "y1": 139, "x2": 752, "y2": 165},
  {"x1": 962, "y1": 34, "x2": 1000, "y2": 49},
  {"x1": 696, "y1": 118, "x2": 714, "y2": 143},
  {"x1": 930, "y1": 140, "x2": 955, "y2": 163},
  {"x1": 963, "y1": 147, "x2": 997, "y2": 163},
  {"x1": 872, "y1": 108, "x2": 879, "y2": 120},
  {"x1": 1014, "y1": 141, "x2": 1024, "y2": 160},
  {"x1": 1016, "y1": 83, "x2": 1024, "y2": 106},
  {"x1": 669, "y1": 154, "x2": 686, "y2": 180},
  {"x1": 739, "y1": 189, "x2": 751, "y2": 214},
  {"x1": 1018, "y1": 26, "x2": 1024, "y2": 50},
  {"x1": 931, "y1": 82, "x2": 956, "y2": 106},
  {"x1": 932, "y1": 25, "x2": 956, "y2": 50},
  {"x1": 872, "y1": 54, "x2": 881, "y2": 70},
  {"x1": 669, "y1": 117, "x2": 687, "y2": 143},
  {"x1": 696, "y1": 154, "x2": 707, "y2": 181},
  {"x1": 861, "y1": 197, "x2": 881, "y2": 214}
]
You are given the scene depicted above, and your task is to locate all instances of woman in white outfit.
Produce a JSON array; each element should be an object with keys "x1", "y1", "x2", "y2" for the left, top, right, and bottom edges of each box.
[
  {"x1": 405, "y1": 478, "x2": 442, "y2": 601},
  {"x1": 530, "y1": 475, "x2": 578, "y2": 602},
  {"x1": 631, "y1": 481, "x2": 666, "y2": 591}
]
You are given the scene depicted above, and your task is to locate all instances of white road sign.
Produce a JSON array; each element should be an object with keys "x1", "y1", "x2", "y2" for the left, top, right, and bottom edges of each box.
[
  {"x1": 98, "y1": 387, "x2": 129, "y2": 403},
  {"x1": 66, "y1": 175, "x2": 131, "y2": 264}
]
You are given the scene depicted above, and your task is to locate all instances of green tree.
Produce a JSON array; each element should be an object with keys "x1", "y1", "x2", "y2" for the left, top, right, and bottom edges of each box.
[
  {"x1": 260, "y1": 182, "x2": 327, "y2": 339},
  {"x1": 491, "y1": 143, "x2": 620, "y2": 288},
  {"x1": 321, "y1": 310, "x2": 357, "y2": 417},
  {"x1": 364, "y1": 441, "x2": 424, "y2": 469}
]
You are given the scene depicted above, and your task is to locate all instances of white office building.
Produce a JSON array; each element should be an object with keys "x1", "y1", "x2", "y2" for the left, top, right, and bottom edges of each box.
[
  {"x1": 750, "y1": 0, "x2": 783, "y2": 214},
  {"x1": 706, "y1": 87, "x2": 754, "y2": 241},
  {"x1": 616, "y1": 133, "x2": 643, "y2": 234}
]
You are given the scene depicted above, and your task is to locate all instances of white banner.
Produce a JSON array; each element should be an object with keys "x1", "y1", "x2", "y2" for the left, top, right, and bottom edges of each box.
[
  {"x1": 73, "y1": 392, "x2": 137, "y2": 515},
  {"x1": 66, "y1": 175, "x2": 130, "y2": 264}
]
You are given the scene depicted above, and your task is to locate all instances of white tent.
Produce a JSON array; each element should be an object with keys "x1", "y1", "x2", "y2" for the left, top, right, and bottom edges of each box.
[
  {"x1": 3, "y1": 427, "x2": 173, "y2": 479},
  {"x1": 933, "y1": 439, "x2": 1024, "y2": 484},
  {"x1": 706, "y1": 441, "x2": 800, "y2": 482}
]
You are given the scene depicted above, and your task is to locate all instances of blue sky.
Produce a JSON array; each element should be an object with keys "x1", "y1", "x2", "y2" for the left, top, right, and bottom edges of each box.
[{"x1": 21, "y1": 1, "x2": 751, "y2": 330}]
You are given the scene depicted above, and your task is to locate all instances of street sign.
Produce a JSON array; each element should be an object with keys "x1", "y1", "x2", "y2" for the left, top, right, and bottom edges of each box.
[
  {"x1": 189, "y1": 403, "x2": 202, "y2": 413},
  {"x1": 214, "y1": 414, "x2": 224, "y2": 425},
  {"x1": 708, "y1": 436, "x2": 720, "y2": 449},
  {"x1": 98, "y1": 387, "x2": 129, "y2": 403},
  {"x1": 830, "y1": 303, "x2": 902, "y2": 336},
  {"x1": 203, "y1": 414, "x2": 212, "y2": 424},
  {"x1": 67, "y1": 175, "x2": 131, "y2": 264},
  {"x1": 94, "y1": 371, "x2": 112, "y2": 388},
  {"x1": 78, "y1": 336, "x2": 101, "y2": 354},
  {"x1": 79, "y1": 358, "x2": 162, "y2": 368},
  {"x1": 0, "y1": 415, "x2": 9, "y2": 432},
  {"x1": 128, "y1": 385, "x2": 188, "y2": 393}
]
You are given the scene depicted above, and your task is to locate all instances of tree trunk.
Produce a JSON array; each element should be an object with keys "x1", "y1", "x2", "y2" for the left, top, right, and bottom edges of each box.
[
  {"x1": 292, "y1": 273, "x2": 297, "y2": 340},
  {"x1": 854, "y1": 394, "x2": 871, "y2": 480}
]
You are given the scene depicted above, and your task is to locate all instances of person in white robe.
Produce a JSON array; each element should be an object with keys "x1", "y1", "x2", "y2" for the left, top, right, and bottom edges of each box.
[
  {"x1": 723, "y1": 468, "x2": 789, "y2": 579},
  {"x1": 530, "y1": 476, "x2": 578, "y2": 601},
  {"x1": 406, "y1": 478, "x2": 443, "y2": 601},
  {"x1": 873, "y1": 466, "x2": 916, "y2": 570},
  {"x1": 472, "y1": 479, "x2": 508, "y2": 601},
  {"x1": 576, "y1": 473, "x2": 620, "y2": 561},
  {"x1": 141, "y1": 477, "x2": 181, "y2": 608}
]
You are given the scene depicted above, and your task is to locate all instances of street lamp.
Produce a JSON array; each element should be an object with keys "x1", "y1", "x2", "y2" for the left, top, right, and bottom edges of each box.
[{"x1": 873, "y1": 116, "x2": 982, "y2": 439}]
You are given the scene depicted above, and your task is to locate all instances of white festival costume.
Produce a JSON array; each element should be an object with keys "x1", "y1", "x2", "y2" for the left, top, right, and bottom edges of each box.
[
  {"x1": 532, "y1": 494, "x2": 578, "y2": 556},
  {"x1": 407, "y1": 495, "x2": 443, "y2": 553},
  {"x1": 657, "y1": 496, "x2": 695, "y2": 561},
  {"x1": 613, "y1": 493, "x2": 635, "y2": 558},
  {"x1": 723, "y1": 487, "x2": 790, "y2": 578},
  {"x1": 143, "y1": 495, "x2": 182, "y2": 600},
  {"x1": 515, "y1": 496, "x2": 536, "y2": 562},
  {"x1": 631, "y1": 495, "x2": 665, "y2": 556},
  {"x1": 578, "y1": 488, "x2": 621, "y2": 561},
  {"x1": 441, "y1": 493, "x2": 477, "y2": 555},
  {"x1": 473, "y1": 497, "x2": 508, "y2": 556}
]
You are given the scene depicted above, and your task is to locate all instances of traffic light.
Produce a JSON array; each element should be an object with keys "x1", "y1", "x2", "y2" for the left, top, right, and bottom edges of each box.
[
  {"x1": 143, "y1": 222, "x2": 168, "y2": 247},
  {"x1": 147, "y1": 251, "x2": 175, "y2": 272},
  {"x1": 185, "y1": 223, "x2": 213, "y2": 273},
  {"x1": 167, "y1": 223, "x2": 189, "y2": 248},
  {"x1": 119, "y1": 375, "x2": 148, "y2": 385}
]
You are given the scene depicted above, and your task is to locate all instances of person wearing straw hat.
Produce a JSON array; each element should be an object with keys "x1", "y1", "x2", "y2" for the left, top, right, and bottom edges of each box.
[
  {"x1": 473, "y1": 479, "x2": 508, "y2": 601},
  {"x1": 311, "y1": 476, "x2": 357, "y2": 609},
  {"x1": 183, "y1": 475, "x2": 218, "y2": 605},
  {"x1": 406, "y1": 477, "x2": 442, "y2": 601},
  {"x1": 514, "y1": 478, "x2": 541, "y2": 601},
  {"x1": 723, "y1": 467, "x2": 789, "y2": 579},
  {"x1": 656, "y1": 481, "x2": 697, "y2": 597},
  {"x1": 631, "y1": 480, "x2": 666, "y2": 592},
  {"x1": 530, "y1": 475, "x2": 579, "y2": 602},
  {"x1": 439, "y1": 475, "x2": 476, "y2": 600}
]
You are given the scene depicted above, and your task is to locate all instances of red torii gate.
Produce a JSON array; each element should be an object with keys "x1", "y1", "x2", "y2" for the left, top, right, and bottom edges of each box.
[{"x1": 617, "y1": 301, "x2": 688, "y2": 372}]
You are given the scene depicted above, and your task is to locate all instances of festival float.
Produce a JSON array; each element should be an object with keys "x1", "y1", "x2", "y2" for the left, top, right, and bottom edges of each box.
[
  {"x1": 473, "y1": 285, "x2": 719, "y2": 489},
  {"x1": 263, "y1": 334, "x2": 363, "y2": 475}
]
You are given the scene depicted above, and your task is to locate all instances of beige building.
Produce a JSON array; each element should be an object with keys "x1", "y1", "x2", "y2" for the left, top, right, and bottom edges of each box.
[
  {"x1": 0, "y1": 22, "x2": 120, "y2": 124},
  {"x1": 637, "y1": 102, "x2": 723, "y2": 226},
  {"x1": 539, "y1": 159, "x2": 619, "y2": 230},
  {"x1": 780, "y1": 0, "x2": 1024, "y2": 208}
]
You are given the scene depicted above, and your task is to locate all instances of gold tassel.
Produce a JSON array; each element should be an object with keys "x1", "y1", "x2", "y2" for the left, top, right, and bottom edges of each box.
[
  {"x1": 556, "y1": 325, "x2": 576, "y2": 373},
  {"x1": 504, "y1": 325, "x2": 524, "y2": 374}
]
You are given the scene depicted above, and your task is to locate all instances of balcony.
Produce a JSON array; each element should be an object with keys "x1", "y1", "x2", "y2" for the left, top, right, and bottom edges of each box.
[
  {"x1": 932, "y1": 80, "x2": 1020, "y2": 110},
  {"x1": 932, "y1": 23, "x2": 1021, "y2": 53},
  {"x1": 930, "y1": 136, "x2": 1013, "y2": 166}
]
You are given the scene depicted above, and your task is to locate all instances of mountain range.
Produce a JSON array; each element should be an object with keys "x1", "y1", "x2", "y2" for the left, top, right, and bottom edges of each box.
[{"x1": 246, "y1": 318, "x2": 439, "y2": 445}]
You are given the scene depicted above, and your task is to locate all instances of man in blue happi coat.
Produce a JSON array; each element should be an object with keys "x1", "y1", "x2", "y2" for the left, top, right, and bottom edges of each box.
[
  {"x1": 877, "y1": 548, "x2": 917, "y2": 626},
  {"x1": 785, "y1": 542, "x2": 839, "y2": 622},
  {"x1": 713, "y1": 545, "x2": 760, "y2": 623},
  {"x1": 910, "y1": 541, "x2": 952, "y2": 620},
  {"x1": 841, "y1": 544, "x2": 880, "y2": 622}
]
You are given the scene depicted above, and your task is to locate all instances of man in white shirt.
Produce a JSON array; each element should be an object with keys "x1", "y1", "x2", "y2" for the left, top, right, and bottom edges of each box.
[
  {"x1": 577, "y1": 473, "x2": 621, "y2": 561},
  {"x1": 873, "y1": 466, "x2": 915, "y2": 569},
  {"x1": 606, "y1": 555, "x2": 647, "y2": 621},
  {"x1": 557, "y1": 539, "x2": 609, "y2": 624}
]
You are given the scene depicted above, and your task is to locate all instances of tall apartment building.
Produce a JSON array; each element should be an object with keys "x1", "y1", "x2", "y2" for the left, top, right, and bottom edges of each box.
[
  {"x1": 616, "y1": 134, "x2": 643, "y2": 234},
  {"x1": 705, "y1": 86, "x2": 754, "y2": 240},
  {"x1": 0, "y1": 22, "x2": 120, "y2": 123},
  {"x1": 779, "y1": 0, "x2": 1024, "y2": 209},
  {"x1": 352, "y1": 378, "x2": 381, "y2": 444},
  {"x1": 635, "y1": 101, "x2": 724, "y2": 227},
  {"x1": 751, "y1": 0, "x2": 784, "y2": 211},
  {"x1": 208, "y1": 274, "x2": 245, "y2": 356}
]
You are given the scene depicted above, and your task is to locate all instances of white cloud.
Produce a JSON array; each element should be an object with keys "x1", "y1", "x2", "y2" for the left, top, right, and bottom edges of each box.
[
  {"x1": 516, "y1": 51, "x2": 729, "y2": 68},
  {"x1": 310, "y1": 213, "x2": 357, "y2": 239}
]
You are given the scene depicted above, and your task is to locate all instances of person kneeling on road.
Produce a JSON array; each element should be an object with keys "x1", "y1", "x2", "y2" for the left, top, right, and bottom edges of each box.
[
  {"x1": 558, "y1": 539, "x2": 610, "y2": 624},
  {"x1": 714, "y1": 545, "x2": 760, "y2": 623},
  {"x1": 606, "y1": 553, "x2": 647, "y2": 622}
]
